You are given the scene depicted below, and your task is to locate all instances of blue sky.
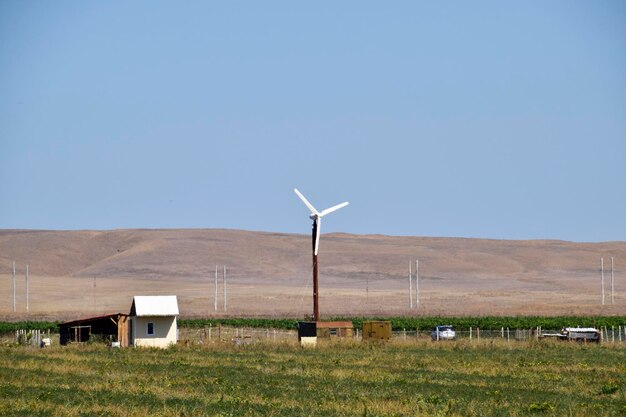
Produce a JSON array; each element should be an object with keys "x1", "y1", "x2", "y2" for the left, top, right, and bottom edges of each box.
[{"x1": 1, "y1": 1, "x2": 624, "y2": 242}]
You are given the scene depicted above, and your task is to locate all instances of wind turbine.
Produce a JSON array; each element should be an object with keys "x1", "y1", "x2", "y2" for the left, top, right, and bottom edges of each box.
[{"x1": 294, "y1": 188, "x2": 349, "y2": 322}]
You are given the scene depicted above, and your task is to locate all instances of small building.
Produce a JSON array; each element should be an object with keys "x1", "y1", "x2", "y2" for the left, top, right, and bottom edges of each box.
[
  {"x1": 316, "y1": 321, "x2": 354, "y2": 339},
  {"x1": 129, "y1": 295, "x2": 179, "y2": 348},
  {"x1": 59, "y1": 313, "x2": 130, "y2": 346}
]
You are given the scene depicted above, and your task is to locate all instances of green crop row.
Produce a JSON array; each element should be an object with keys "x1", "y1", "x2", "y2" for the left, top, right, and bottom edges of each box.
[
  {"x1": 180, "y1": 317, "x2": 298, "y2": 330},
  {"x1": 179, "y1": 315, "x2": 626, "y2": 331},
  {"x1": 341, "y1": 316, "x2": 626, "y2": 331},
  {"x1": 0, "y1": 321, "x2": 59, "y2": 334},
  {"x1": 2, "y1": 316, "x2": 625, "y2": 335}
]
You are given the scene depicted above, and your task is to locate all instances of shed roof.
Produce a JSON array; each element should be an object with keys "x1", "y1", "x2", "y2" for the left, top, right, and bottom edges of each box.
[
  {"x1": 130, "y1": 295, "x2": 179, "y2": 317},
  {"x1": 316, "y1": 321, "x2": 353, "y2": 328},
  {"x1": 59, "y1": 313, "x2": 128, "y2": 328}
]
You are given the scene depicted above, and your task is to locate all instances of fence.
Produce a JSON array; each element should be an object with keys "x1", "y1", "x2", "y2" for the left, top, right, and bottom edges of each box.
[
  {"x1": 15, "y1": 329, "x2": 51, "y2": 347},
  {"x1": 179, "y1": 325, "x2": 626, "y2": 345},
  {"x1": 9, "y1": 325, "x2": 626, "y2": 347},
  {"x1": 387, "y1": 326, "x2": 626, "y2": 344},
  {"x1": 178, "y1": 326, "x2": 297, "y2": 345}
]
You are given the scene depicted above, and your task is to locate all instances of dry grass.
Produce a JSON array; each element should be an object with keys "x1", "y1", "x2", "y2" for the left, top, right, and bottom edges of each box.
[
  {"x1": 0, "y1": 339, "x2": 625, "y2": 416},
  {"x1": 0, "y1": 229, "x2": 625, "y2": 320}
]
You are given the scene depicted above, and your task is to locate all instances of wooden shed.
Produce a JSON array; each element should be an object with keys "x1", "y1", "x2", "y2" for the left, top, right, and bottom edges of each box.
[
  {"x1": 59, "y1": 313, "x2": 130, "y2": 346},
  {"x1": 129, "y1": 295, "x2": 179, "y2": 348},
  {"x1": 316, "y1": 321, "x2": 354, "y2": 339}
]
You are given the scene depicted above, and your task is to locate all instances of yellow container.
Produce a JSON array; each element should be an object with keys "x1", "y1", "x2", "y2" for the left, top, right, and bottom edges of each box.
[{"x1": 362, "y1": 321, "x2": 391, "y2": 341}]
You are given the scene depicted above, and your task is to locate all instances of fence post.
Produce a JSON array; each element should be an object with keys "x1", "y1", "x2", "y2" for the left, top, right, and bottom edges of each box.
[
  {"x1": 403, "y1": 328, "x2": 406, "y2": 341},
  {"x1": 507, "y1": 328, "x2": 510, "y2": 343},
  {"x1": 477, "y1": 328, "x2": 480, "y2": 342},
  {"x1": 501, "y1": 327, "x2": 504, "y2": 339},
  {"x1": 612, "y1": 326, "x2": 615, "y2": 343},
  {"x1": 273, "y1": 329, "x2": 276, "y2": 342},
  {"x1": 469, "y1": 327, "x2": 472, "y2": 342}
]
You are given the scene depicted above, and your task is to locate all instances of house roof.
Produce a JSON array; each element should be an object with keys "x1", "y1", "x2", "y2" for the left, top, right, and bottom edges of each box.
[{"x1": 130, "y1": 295, "x2": 179, "y2": 317}]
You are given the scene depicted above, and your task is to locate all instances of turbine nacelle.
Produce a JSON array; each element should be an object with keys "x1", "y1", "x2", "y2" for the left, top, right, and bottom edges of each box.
[{"x1": 294, "y1": 188, "x2": 349, "y2": 255}]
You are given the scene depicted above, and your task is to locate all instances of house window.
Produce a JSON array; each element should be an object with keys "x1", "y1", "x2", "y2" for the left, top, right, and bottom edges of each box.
[{"x1": 147, "y1": 322, "x2": 155, "y2": 336}]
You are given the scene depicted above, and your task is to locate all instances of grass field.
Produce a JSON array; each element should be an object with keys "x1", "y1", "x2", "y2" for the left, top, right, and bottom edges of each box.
[{"x1": 0, "y1": 340, "x2": 624, "y2": 416}]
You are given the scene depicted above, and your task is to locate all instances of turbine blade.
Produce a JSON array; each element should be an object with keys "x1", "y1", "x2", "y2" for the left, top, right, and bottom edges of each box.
[
  {"x1": 294, "y1": 188, "x2": 319, "y2": 215},
  {"x1": 314, "y1": 217, "x2": 321, "y2": 255},
  {"x1": 319, "y1": 201, "x2": 349, "y2": 217}
]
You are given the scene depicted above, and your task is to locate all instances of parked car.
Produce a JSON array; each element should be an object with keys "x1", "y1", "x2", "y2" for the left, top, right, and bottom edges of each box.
[
  {"x1": 562, "y1": 327, "x2": 600, "y2": 343},
  {"x1": 431, "y1": 325, "x2": 456, "y2": 341}
]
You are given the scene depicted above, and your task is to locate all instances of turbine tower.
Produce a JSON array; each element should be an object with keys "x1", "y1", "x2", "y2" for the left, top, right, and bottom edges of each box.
[{"x1": 294, "y1": 188, "x2": 349, "y2": 322}]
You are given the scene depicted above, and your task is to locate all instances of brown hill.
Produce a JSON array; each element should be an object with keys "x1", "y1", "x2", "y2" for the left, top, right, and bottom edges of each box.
[{"x1": 0, "y1": 229, "x2": 624, "y2": 320}]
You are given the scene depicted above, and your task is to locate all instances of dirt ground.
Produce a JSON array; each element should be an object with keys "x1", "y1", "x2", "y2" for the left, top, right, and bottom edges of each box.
[{"x1": 0, "y1": 229, "x2": 624, "y2": 321}]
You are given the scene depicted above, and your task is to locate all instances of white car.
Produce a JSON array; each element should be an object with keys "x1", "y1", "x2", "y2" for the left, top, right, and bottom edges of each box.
[{"x1": 431, "y1": 325, "x2": 456, "y2": 341}]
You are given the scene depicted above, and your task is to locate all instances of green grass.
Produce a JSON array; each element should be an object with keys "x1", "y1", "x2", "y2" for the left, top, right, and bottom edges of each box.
[{"x1": 0, "y1": 340, "x2": 624, "y2": 416}]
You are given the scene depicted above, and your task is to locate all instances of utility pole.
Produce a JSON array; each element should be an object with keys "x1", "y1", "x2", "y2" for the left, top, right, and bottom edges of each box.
[
  {"x1": 415, "y1": 259, "x2": 419, "y2": 309},
  {"x1": 611, "y1": 257, "x2": 615, "y2": 305},
  {"x1": 312, "y1": 221, "x2": 319, "y2": 322},
  {"x1": 12, "y1": 261, "x2": 16, "y2": 313},
  {"x1": 25, "y1": 264, "x2": 29, "y2": 313},
  {"x1": 214, "y1": 265, "x2": 218, "y2": 312},
  {"x1": 223, "y1": 265, "x2": 227, "y2": 313},
  {"x1": 601, "y1": 257, "x2": 605, "y2": 305},
  {"x1": 409, "y1": 260, "x2": 413, "y2": 309}
]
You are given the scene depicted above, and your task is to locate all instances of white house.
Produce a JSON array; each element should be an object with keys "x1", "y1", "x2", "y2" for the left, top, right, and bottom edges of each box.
[{"x1": 129, "y1": 295, "x2": 179, "y2": 348}]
